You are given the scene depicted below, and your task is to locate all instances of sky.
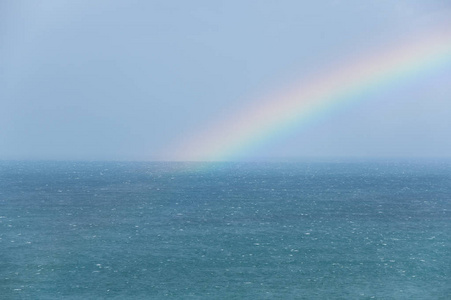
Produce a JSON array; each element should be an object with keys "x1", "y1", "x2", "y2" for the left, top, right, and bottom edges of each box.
[{"x1": 1, "y1": 0, "x2": 451, "y2": 161}]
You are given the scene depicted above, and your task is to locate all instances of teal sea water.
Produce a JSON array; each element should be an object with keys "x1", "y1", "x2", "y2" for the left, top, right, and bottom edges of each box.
[{"x1": 1, "y1": 161, "x2": 450, "y2": 299}]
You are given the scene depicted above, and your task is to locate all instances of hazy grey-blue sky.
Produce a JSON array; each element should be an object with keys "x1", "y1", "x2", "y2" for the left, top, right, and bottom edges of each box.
[{"x1": 1, "y1": 0, "x2": 450, "y2": 161}]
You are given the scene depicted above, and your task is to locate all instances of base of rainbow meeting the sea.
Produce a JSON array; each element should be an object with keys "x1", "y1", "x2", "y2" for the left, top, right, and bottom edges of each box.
[{"x1": 161, "y1": 28, "x2": 451, "y2": 162}]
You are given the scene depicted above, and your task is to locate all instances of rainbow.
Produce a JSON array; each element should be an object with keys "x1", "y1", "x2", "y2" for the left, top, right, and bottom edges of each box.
[{"x1": 170, "y1": 31, "x2": 451, "y2": 161}]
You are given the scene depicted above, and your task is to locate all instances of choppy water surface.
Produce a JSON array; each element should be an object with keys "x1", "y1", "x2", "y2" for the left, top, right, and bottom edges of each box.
[{"x1": 0, "y1": 161, "x2": 450, "y2": 299}]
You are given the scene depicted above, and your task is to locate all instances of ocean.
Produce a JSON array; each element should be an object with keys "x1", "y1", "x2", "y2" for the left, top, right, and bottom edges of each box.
[{"x1": 0, "y1": 161, "x2": 449, "y2": 299}]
